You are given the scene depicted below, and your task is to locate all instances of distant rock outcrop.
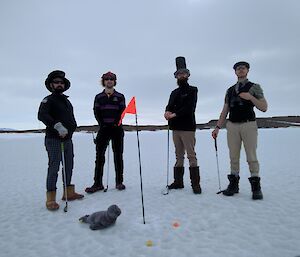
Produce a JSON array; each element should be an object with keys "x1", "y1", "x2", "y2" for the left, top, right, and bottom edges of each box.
[
  {"x1": 1, "y1": 116, "x2": 299, "y2": 134},
  {"x1": 0, "y1": 128, "x2": 17, "y2": 132},
  {"x1": 203, "y1": 116, "x2": 300, "y2": 130}
]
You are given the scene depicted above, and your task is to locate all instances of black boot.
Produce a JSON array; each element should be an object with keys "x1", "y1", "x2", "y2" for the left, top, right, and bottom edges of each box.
[
  {"x1": 223, "y1": 174, "x2": 240, "y2": 196},
  {"x1": 189, "y1": 166, "x2": 202, "y2": 194},
  {"x1": 248, "y1": 177, "x2": 263, "y2": 200},
  {"x1": 115, "y1": 165, "x2": 125, "y2": 190},
  {"x1": 168, "y1": 167, "x2": 184, "y2": 189},
  {"x1": 115, "y1": 172, "x2": 126, "y2": 190},
  {"x1": 85, "y1": 183, "x2": 104, "y2": 193},
  {"x1": 114, "y1": 150, "x2": 125, "y2": 191},
  {"x1": 116, "y1": 184, "x2": 126, "y2": 190},
  {"x1": 85, "y1": 168, "x2": 104, "y2": 194}
]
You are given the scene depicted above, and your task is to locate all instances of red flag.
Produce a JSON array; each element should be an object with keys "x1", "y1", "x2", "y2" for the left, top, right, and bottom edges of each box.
[{"x1": 119, "y1": 97, "x2": 136, "y2": 125}]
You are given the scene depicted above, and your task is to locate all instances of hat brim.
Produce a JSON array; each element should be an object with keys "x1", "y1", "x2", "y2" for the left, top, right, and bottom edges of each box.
[
  {"x1": 45, "y1": 77, "x2": 71, "y2": 92},
  {"x1": 233, "y1": 62, "x2": 250, "y2": 70}
]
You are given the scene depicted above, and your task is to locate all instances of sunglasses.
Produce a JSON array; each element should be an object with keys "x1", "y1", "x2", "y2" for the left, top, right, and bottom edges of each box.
[
  {"x1": 52, "y1": 80, "x2": 65, "y2": 84},
  {"x1": 104, "y1": 78, "x2": 115, "y2": 81}
]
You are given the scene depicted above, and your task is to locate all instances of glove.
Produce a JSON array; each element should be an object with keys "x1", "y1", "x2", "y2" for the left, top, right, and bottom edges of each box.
[{"x1": 54, "y1": 122, "x2": 68, "y2": 137}]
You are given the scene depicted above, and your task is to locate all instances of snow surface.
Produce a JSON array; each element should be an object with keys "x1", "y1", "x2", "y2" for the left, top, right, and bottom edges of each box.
[{"x1": 0, "y1": 128, "x2": 299, "y2": 257}]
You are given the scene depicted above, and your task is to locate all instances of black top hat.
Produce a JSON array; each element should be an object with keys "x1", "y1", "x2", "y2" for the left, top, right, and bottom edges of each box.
[
  {"x1": 44, "y1": 70, "x2": 71, "y2": 92},
  {"x1": 174, "y1": 56, "x2": 190, "y2": 78}
]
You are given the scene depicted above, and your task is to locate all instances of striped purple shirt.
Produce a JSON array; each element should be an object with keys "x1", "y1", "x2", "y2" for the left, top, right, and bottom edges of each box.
[{"x1": 94, "y1": 90, "x2": 126, "y2": 127}]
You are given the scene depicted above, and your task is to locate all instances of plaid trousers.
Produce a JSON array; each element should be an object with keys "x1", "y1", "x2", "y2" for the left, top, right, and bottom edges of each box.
[{"x1": 44, "y1": 138, "x2": 74, "y2": 191}]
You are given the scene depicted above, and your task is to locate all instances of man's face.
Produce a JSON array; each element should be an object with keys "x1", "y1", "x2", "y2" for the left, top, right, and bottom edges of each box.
[
  {"x1": 103, "y1": 78, "x2": 116, "y2": 88},
  {"x1": 176, "y1": 71, "x2": 189, "y2": 80},
  {"x1": 235, "y1": 65, "x2": 249, "y2": 79},
  {"x1": 50, "y1": 78, "x2": 65, "y2": 91}
]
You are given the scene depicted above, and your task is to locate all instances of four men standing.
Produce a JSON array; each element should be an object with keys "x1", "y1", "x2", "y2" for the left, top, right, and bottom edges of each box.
[{"x1": 39, "y1": 59, "x2": 267, "y2": 211}]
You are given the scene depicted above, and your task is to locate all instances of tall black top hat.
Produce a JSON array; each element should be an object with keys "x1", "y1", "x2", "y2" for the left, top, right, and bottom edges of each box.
[
  {"x1": 44, "y1": 70, "x2": 71, "y2": 92},
  {"x1": 174, "y1": 56, "x2": 190, "y2": 78}
]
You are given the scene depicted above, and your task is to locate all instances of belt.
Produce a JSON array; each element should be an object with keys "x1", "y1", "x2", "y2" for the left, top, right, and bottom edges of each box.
[{"x1": 229, "y1": 119, "x2": 256, "y2": 123}]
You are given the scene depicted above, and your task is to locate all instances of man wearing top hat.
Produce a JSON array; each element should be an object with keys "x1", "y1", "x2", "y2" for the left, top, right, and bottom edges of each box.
[
  {"x1": 212, "y1": 61, "x2": 268, "y2": 200},
  {"x1": 164, "y1": 57, "x2": 201, "y2": 194},
  {"x1": 38, "y1": 70, "x2": 84, "y2": 211}
]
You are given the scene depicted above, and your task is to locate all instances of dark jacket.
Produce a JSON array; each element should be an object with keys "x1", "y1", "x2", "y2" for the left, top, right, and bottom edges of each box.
[
  {"x1": 166, "y1": 83, "x2": 198, "y2": 131},
  {"x1": 38, "y1": 93, "x2": 77, "y2": 140},
  {"x1": 94, "y1": 90, "x2": 126, "y2": 129}
]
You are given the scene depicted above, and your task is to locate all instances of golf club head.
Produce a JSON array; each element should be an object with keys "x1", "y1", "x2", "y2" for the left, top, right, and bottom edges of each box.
[
  {"x1": 216, "y1": 190, "x2": 223, "y2": 194},
  {"x1": 161, "y1": 186, "x2": 169, "y2": 195},
  {"x1": 64, "y1": 206, "x2": 68, "y2": 212}
]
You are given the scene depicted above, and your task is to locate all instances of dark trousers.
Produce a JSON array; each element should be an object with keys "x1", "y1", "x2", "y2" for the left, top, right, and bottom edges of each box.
[
  {"x1": 94, "y1": 126, "x2": 124, "y2": 185},
  {"x1": 45, "y1": 138, "x2": 74, "y2": 191}
]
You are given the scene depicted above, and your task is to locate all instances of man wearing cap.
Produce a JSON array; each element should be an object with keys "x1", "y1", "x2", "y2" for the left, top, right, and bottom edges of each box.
[
  {"x1": 164, "y1": 57, "x2": 201, "y2": 194},
  {"x1": 212, "y1": 61, "x2": 268, "y2": 200},
  {"x1": 38, "y1": 70, "x2": 84, "y2": 211},
  {"x1": 85, "y1": 71, "x2": 126, "y2": 193}
]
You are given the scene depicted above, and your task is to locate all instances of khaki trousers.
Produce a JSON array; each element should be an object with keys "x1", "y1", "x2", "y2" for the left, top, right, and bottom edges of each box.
[
  {"x1": 173, "y1": 130, "x2": 198, "y2": 167},
  {"x1": 226, "y1": 121, "x2": 259, "y2": 175}
]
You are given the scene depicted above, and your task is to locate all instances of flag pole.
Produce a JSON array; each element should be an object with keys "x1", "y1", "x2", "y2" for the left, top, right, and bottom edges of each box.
[{"x1": 135, "y1": 113, "x2": 145, "y2": 224}]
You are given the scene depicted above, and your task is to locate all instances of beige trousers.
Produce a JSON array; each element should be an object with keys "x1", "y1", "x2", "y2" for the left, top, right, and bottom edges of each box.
[
  {"x1": 226, "y1": 121, "x2": 259, "y2": 175},
  {"x1": 173, "y1": 130, "x2": 198, "y2": 167}
]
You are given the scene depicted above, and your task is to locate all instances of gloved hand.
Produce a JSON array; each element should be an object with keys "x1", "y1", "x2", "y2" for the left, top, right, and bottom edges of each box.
[{"x1": 54, "y1": 122, "x2": 68, "y2": 138}]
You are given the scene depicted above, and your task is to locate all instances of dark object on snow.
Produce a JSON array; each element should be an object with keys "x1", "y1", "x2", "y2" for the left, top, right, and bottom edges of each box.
[
  {"x1": 44, "y1": 70, "x2": 71, "y2": 92},
  {"x1": 223, "y1": 174, "x2": 240, "y2": 196},
  {"x1": 248, "y1": 176, "x2": 263, "y2": 200},
  {"x1": 79, "y1": 205, "x2": 121, "y2": 230},
  {"x1": 174, "y1": 56, "x2": 190, "y2": 77}
]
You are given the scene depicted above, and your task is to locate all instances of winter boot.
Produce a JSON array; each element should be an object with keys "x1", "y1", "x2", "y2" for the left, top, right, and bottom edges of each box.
[
  {"x1": 115, "y1": 168, "x2": 125, "y2": 190},
  {"x1": 189, "y1": 166, "x2": 202, "y2": 194},
  {"x1": 85, "y1": 183, "x2": 104, "y2": 194},
  {"x1": 46, "y1": 191, "x2": 59, "y2": 211},
  {"x1": 223, "y1": 174, "x2": 240, "y2": 196},
  {"x1": 116, "y1": 184, "x2": 126, "y2": 190},
  {"x1": 85, "y1": 165, "x2": 104, "y2": 193},
  {"x1": 168, "y1": 167, "x2": 184, "y2": 189},
  {"x1": 62, "y1": 185, "x2": 84, "y2": 201},
  {"x1": 248, "y1": 177, "x2": 263, "y2": 200}
]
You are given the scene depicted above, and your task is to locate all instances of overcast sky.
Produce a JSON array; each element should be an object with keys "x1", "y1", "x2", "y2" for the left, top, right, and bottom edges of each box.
[{"x1": 0, "y1": 0, "x2": 299, "y2": 129}]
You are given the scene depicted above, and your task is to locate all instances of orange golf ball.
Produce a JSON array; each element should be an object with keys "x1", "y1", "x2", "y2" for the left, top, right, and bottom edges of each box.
[{"x1": 172, "y1": 221, "x2": 180, "y2": 228}]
